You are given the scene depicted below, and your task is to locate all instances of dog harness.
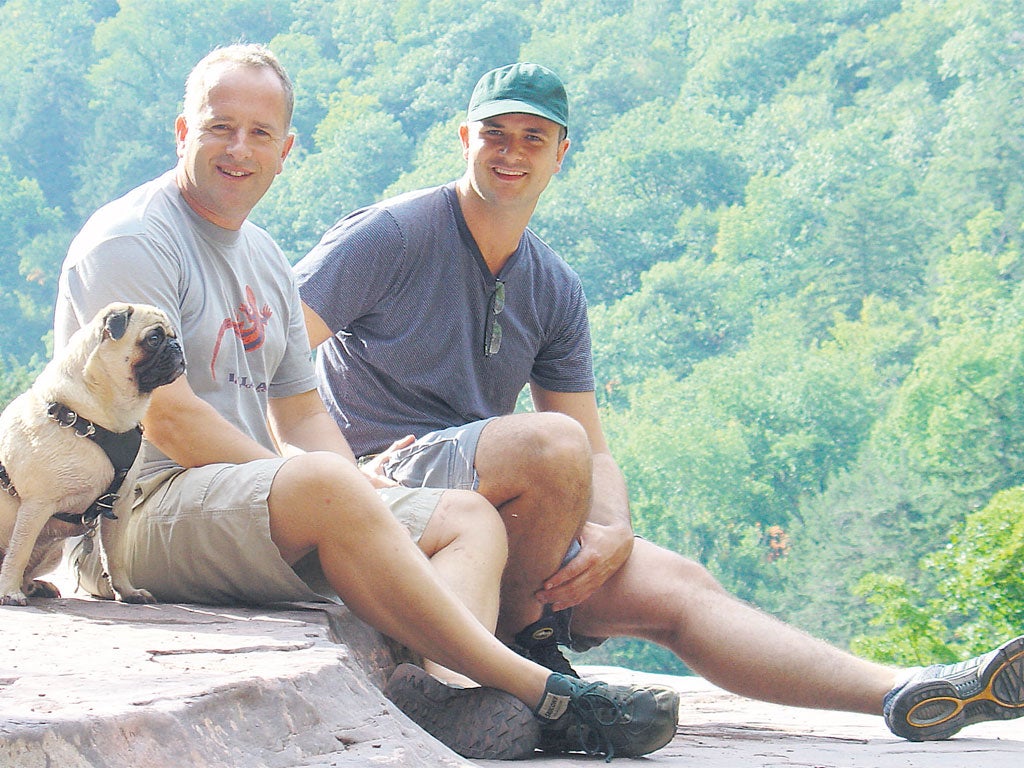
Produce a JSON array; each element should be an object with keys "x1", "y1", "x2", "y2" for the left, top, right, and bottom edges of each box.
[{"x1": 0, "y1": 402, "x2": 143, "y2": 525}]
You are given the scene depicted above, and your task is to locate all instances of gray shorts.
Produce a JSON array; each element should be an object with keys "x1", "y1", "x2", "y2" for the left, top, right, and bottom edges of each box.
[
  {"x1": 380, "y1": 419, "x2": 493, "y2": 490},
  {"x1": 73, "y1": 458, "x2": 443, "y2": 605}
]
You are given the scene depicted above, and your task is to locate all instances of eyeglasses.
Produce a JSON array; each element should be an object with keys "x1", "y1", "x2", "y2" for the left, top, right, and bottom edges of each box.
[{"x1": 484, "y1": 279, "x2": 505, "y2": 357}]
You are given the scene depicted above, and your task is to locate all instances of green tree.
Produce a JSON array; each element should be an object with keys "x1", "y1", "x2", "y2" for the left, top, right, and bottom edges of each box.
[
  {"x1": 782, "y1": 210, "x2": 1024, "y2": 648},
  {"x1": 919, "y1": 1, "x2": 1024, "y2": 244},
  {"x1": 715, "y1": 83, "x2": 937, "y2": 331},
  {"x1": 0, "y1": 356, "x2": 44, "y2": 411},
  {"x1": 851, "y1": 486, "x2": 1024, "y2": 664},
  {"x1": 589, "y1": 254, "x2": 756, "y2": 400},
  {"x1": 602, "y1": 300, "x2": 898, "y2": 606},
  {"x1": 780, "y1": 453, "x2": 945, "y2": 646},
  {"x1": 929, "y1": 487, "x2": 1024, "y2": 651},
  {"x1": 850, "y1": 573, "x2": 955, "y2": 666},
  {"x1": 268, "y1": 31, "x2": 346, "y2": 152},
  {"x1": 879, "y1": 211, "x2": 1024, "y2": 505},
  {"x1": 525, "y1": 0, "x2": 690, "y2": 143},
  {"x1": 384, "y1": 115, "x2": 466, "y2": 196},
  {"x1": 677, "y1": 0, "x2": 882, "y2": 124},
  {"x1": 346, "y1": 0, "x2": 530, "y2": 139},
  {"x1": 539, "y1": 100, "x2": 746, "y2": 302},
  {"x1": 0, "y1": 156, "x2": 65, "y2": 361},
  {"x1": 0, "y1": 0, "x2": 100, "y2": 213}
]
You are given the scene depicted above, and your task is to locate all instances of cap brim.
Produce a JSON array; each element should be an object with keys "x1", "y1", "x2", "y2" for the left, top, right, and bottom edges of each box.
[{"x1": 467, "y1": 99, "x2": 567, "y2": 128}]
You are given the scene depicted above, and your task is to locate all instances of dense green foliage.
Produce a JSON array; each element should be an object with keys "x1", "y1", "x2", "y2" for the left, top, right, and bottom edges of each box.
[{"x1": 2, "y1": 0, "x2": 1023, "y2": 673}]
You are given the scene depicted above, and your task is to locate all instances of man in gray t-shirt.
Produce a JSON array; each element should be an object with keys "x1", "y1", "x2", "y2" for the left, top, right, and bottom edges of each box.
[
  {"x1": 298, "y1": 62, "x2": 1024, "y2": 746},
  {"x1": 58, "y1": 169, "x2": 312, "y2": 480}
]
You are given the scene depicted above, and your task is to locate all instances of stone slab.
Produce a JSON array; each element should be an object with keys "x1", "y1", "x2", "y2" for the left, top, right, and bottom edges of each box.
[
  {"x1": 2, "y1": 572, "x2": 1023, "y2": 767},
  {"x1": 1, "y1": 595, "x2": 463, "y2": 767}
]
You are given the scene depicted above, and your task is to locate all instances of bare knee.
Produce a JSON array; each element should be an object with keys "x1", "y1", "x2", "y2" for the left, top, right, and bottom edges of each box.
[
  {"x1": 644, "y1": 544, "x2": 730, "y2": 603},
  {"x1": 439, "y1": 489, "x2": 508, "y2": 545},
  {"x1": 420, "y1": 489, "x2": 508, "y2": 562},
  {"x1": 477, "y1": 413, "x2": 592, "y2": 500},
  {"x1": 573, "y1": 541, "x2": 729, "y2": 643},
  {"x1": 268, "y1": 452, "x2": 387, "y2": 562},
  {"x1": 509, "y1": 412, "x2": 590, "y2": 472},
  {"x1": 272, "y1": 453, "x2": 370, "y2": 513},
  {"x1": 642, "y1": 550, "x2": 733, "y2": 648}
]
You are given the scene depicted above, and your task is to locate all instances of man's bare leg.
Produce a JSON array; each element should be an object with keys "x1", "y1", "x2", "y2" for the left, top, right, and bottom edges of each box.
[
  {"x1": 415, "y1": 488, "x2": 508, "y2": 686},
  {"x1": 473, "y1": 412, "x2": 592, "y2": 639},
  {"x1": 267, "y1": 452, "x2": 549, "y2": 704},
  {"x1": 571, "y1": 538, "x2": 897, "y2": 713}
]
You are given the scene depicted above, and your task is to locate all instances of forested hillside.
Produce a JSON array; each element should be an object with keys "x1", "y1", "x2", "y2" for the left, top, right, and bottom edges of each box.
[{"x1": 2, "y1": 0, "x2": 1022, "y2": 674}]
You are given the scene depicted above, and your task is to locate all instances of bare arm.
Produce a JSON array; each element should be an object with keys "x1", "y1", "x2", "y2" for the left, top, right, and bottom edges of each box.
[
  {"x1": 267, "y1": 389, "x2": 356, "y2": 463},
  {"x1": 142, "y1": 374, "x2": 358, "y2": 468},
  {"x1": 142, "y1": 376, "x2": 277, "y2": 467},
  {"x1": 298, "y1": 299, "x2": 399, "y2": 485},
  {"x1": 302, "y1": 300, "x2": 334, "y2": 349},
  {"x1": 529, "y1": 384, "x2": 635, "y2": 607}
]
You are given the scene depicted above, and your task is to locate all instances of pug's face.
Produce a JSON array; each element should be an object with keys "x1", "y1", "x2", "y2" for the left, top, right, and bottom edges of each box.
[{"x1": 82, "y1": 303, "x2": 186, "y2": 399}]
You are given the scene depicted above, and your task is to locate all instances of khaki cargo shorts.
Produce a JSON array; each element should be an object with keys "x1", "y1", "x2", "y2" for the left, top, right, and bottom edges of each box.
[{"x1": 72, "y1": 458, "x2": 443, "y2": 605}]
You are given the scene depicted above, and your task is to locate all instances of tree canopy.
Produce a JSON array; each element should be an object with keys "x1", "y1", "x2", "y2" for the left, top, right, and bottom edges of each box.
[{"x1": 2, "y1": 0, "x2": 1023, "y2": 673}]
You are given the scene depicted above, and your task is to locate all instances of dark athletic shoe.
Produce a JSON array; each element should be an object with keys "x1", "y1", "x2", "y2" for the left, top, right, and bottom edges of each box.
[
  {"x1": 511, "y1": 604, "x2": 581, "y2": 677},
  {"x1": 523, "y1": 641, "x2": 581, "y2": 678},
  {"x1": 884, "y1": 634, "x2": 1024, "y2": 741},
  {"x1": 533, "y1": 674, "x2": 679, "y2": 760},
  {"x1": 383, "y1": 663, "x2": 540, "y2": 759}
]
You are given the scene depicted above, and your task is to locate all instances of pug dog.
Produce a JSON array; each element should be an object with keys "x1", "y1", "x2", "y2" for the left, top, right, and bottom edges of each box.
[{"x1": 0, "y1": 302, "x2": 185, "y2": 606}]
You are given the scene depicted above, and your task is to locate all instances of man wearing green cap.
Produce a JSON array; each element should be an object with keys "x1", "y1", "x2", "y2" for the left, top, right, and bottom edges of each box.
[{"x1": 296, "y1": 62, "x2": 1024, "y2": 753}]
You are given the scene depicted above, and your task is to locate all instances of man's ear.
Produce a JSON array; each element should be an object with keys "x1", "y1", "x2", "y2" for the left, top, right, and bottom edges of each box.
[
  {"x1": 174, "y1": 114, "x2": 188, "y2": 158},
  {"x1": 276, "y1": 132, "x2": 296, "y2": 174},
  {"x1": 554, "y1": 137, "x2": 571, "y2": 173}
]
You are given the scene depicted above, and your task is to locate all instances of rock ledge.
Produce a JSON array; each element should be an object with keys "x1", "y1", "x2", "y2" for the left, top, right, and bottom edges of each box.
[{"x1": 1, "y1": 596, "x2": 465, "y2": 767}]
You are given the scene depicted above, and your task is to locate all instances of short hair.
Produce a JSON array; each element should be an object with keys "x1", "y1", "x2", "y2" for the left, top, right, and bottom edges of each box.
[{"x1": 182, "y1": 43, "x2": 294, "y2": 127}]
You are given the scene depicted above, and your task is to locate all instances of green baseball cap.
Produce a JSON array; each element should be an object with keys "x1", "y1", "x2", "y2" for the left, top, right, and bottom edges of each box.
[{"x1": 467, "y1": 63, "x2": 569, "y2": 132}]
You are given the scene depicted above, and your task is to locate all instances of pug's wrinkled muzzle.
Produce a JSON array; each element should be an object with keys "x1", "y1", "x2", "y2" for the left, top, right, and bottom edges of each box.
[{"x1": 135, "y1": 336, "x2": 186, "y2": 393}]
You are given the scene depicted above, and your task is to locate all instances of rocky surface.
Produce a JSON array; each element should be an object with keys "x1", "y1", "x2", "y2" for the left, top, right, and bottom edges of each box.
[
  {"x1": 2, "y1": 576, "x2": 1023, "y2": 767},
  {"x1": 0, "y1": 595, "x2": 457, "y2": 767},
  {"x1": 509, "y1": 666, "x2": 1024, "y2": 768}
]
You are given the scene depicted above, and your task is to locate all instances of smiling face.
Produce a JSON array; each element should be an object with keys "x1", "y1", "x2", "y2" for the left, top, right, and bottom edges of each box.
[
  {"x1": 174, "y1": 62, "x2": 294, "y2": 230},
  {"x1": 459, "y1": 112, "x2": 569, "y2": 215}
]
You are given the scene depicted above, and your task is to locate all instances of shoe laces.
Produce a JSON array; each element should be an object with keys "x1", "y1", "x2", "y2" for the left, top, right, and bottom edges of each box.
[{"x1": 567, "y1": 681, "x2": 628, "y2": 761}]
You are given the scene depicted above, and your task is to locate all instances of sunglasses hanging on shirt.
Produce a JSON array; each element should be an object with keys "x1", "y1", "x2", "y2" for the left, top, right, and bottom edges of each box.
[{"x1": 484, "y1": 279, "x2": 505, "y2": 357}]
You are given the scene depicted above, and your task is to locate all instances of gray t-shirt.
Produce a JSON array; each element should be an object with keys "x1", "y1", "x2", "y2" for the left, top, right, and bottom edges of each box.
[
  {"x1": 295, "y1": 182, "x2": 594, "y2": 457},
  {"x1": 56, "y1": 170, "x2": 317, "y2": 477}
]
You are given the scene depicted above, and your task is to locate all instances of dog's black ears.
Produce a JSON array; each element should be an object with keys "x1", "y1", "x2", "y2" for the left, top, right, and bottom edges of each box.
[{"x1": 103, "y1": 306, "x2": 134, "y2": 341}]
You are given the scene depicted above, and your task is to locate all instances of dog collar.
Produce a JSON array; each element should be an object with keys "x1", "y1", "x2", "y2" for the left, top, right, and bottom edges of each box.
[{"x1": 45, "y1": 402, "x2": 144, "y2": 525}]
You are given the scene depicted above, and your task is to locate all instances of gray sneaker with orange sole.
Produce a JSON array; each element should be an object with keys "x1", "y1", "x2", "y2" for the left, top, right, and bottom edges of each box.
[{"x1": 884, "y1": 634, "x2": 1024, "y2": 741}]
